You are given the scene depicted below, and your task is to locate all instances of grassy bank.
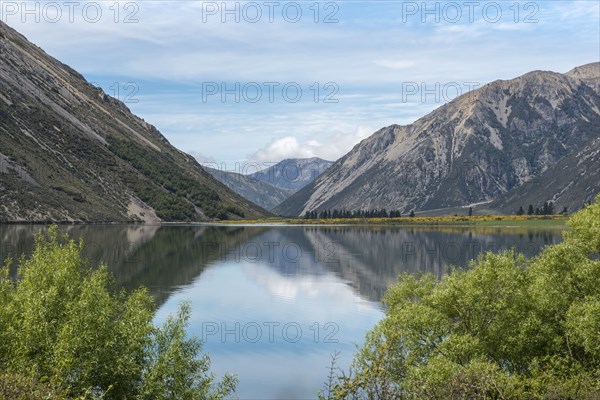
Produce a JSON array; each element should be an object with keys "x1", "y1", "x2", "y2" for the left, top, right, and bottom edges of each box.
[{"x1": 218, "y1": 214, "x2": 568, "y2": 228}]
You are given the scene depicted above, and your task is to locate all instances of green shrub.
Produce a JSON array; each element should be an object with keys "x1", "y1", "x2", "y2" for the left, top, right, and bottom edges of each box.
[
  {"x1": 0, "y1": 226, "x2": 237, "y2": 399},
  {"x1": 322, "y1": 196, "x2": 600, "y2": 400},
  {"x1": 0, "y1": 372, "x2": 70, "y2": 400}
]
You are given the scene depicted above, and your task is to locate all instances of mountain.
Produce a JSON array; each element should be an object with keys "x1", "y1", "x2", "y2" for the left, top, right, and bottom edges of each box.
[
  {"x1": 566, "y1": 62, "x2": 600, "y2": 88},
  {"x1": 249, "y1": 158, "x2": 333, "y2": 191},
  {"x1": 275, "y1": 63, "x2": 600, "y2": 217},
  {"x1": 203, "y1": 167, "x2": 293, "y2": 210},
  {"x1": 203, "y1": 158, "x2": 333, "y2": 210},
  {"x1": 0, "y1": 21, "x2": 269, "y2": 222},
  {"x1": 491, "y1": 135, "x2": 600, "y2": 214}
]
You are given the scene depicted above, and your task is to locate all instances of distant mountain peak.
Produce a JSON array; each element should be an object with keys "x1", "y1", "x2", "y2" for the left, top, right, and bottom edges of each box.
[
  {"x1": 202, "y1": 157, "x2": 333, "y2": 209},
  {"x1": 281, "y1": 156, "x2": 330, "y2": 163},
  {"x1": 250, "y1": 157, "x2": 334, "y2": 192},
  {"x1": 203, "y1": 166, "x2": 294, "y2": 211}
]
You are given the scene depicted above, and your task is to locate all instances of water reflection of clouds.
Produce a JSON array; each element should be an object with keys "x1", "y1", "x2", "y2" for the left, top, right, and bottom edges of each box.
[
  {"x1": 216, "y1": 349, "x2": 353, "y2": 400},
  {"x1": 242, "y1": 261, "x2": 348, "y2": 302},
  {"x1": 154, "y1": 258, "x2": 383, "y2": 399},
  {"x1": 157, "y1": 260, "x2": 382, "y2": 330}
]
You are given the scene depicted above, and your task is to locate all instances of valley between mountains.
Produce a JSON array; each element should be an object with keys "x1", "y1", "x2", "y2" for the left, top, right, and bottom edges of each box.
[{"x1": 1, "y1": 20, "x2": 598, "y2": 222}]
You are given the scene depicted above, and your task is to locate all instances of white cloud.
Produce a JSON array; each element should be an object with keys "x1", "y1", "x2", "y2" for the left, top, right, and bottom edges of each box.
[
  {"x1": 249, "y1": 125, "x2": 375, "y2": 163},
  {"x1": 250, "y1": 137, "x2": 316, "y2": 162}
]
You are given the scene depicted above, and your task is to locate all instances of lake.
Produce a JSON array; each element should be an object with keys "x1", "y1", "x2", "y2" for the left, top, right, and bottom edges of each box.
[{"x1": 0, "y1": 224, "x2": 564, "y2": 399}]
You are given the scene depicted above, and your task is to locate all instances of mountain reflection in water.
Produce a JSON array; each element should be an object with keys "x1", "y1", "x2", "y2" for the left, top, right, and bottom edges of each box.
[{"x1": 0, "y1": 224, "x2": 563, "y2": 399}]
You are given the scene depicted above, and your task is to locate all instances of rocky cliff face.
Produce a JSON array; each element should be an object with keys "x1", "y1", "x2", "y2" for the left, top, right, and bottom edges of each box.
[
  {"x1": 491, "y1": 135, "x2": 600, "y2": 214},
  {"x1": 275, "y1": 63, "x2": 600, "y2": 216},
  {"x1": 0, "y1": 21, "x2": 269, "y2": 222}
]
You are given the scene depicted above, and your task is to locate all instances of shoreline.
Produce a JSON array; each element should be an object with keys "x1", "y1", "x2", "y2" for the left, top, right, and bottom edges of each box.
[
  {"x1": 0, "y1": 215, "x2": 568, "y2": 229},
  {"x1": 214, "y1": 215, "x2": 569, "y2": 228}
]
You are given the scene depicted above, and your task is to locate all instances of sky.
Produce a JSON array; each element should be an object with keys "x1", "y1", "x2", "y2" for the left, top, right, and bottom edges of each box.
[{"x1": 1, "y1": 0, "x2": 599, "y2": 168}]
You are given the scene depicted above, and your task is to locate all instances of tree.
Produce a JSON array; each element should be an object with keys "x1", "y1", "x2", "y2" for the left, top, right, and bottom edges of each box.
[
  {"x1": 516, "y1": 206, "x2": 525, "y2": 215},
  {"x1": 548, "y1": 201, "x2": 554, "y2": 215},
  {"x1": 543, "y1": 201, "x2": 550, "y2": 215},
  {"x1": 409, "y1": 210, "x2": 415, "y2": 218},
  {"x1": 322, "y1": 196, "x2": 600, "y2": 399},
  {"x1": 0, "y1": 226, "x2": 236, "y2": 400},
  {"x1": 528, "y1": 204, "x2": 534, "y2": 215},
  {"x1": 468, "y1": 207, "x2": 473, "y2": 216}
]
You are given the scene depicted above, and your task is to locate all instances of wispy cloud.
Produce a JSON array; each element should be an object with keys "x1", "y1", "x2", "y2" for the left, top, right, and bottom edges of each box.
[{"x1": 3, "y1": 0, "x2": 598, "y2": 163}]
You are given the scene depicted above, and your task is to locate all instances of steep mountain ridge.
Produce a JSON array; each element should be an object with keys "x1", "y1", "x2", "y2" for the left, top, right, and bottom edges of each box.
[
  {"x1": 0, "y1": 21, "x2": 269, "y2": 222},
  {"x1": 203, "y1": 166, "x2": 293, "y2": 210},
  {"x1": 275, "y1": 63, "x2": 600, "y2": 216}
]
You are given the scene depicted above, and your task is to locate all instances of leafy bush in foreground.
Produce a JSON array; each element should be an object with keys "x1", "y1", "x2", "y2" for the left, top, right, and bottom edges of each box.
[
  {"x1": 322, "y1": 196, "x2": 600, "y2": 399},
  {"x1": 0, "y1": 226, "x2": 237, "y2": 399}
]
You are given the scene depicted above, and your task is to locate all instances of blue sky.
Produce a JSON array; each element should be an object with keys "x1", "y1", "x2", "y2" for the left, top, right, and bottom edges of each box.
[{"x1": 2, "y1": 1, "x2": 599, "y2": 167}]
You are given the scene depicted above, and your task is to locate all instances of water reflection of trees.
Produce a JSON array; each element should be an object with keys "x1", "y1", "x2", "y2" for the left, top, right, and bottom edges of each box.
[
  {"x1": 249, "y1": 226, "x2": 563, "y2": 302},
  {"x1": 110, "y1": 226, "x2": 268, "y2": 306},
  {"x1": 334, "y1": 227, "x2": 559, "y2": 301},
  {"x1": 0, "y1": 224, "x2": 563, "y2": 305},
  {"x1": 0, "y1": 225, "x2": 266, "y2": 307}
]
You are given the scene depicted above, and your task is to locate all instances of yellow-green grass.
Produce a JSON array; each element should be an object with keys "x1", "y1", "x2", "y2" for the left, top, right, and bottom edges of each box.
[{"x1": 218, "y1": 214, "x2": 568, "y2": 228}]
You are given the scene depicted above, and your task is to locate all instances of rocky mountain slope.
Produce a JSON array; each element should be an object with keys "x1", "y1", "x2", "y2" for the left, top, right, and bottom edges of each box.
[
  {"x1": 249, "y1": 158, "x2": 333, "y2": 191},
  {"x1": 275, "y1": 63, "x2": 600, "y2": 216},
  {"x1": 203, "y1": 166, "x2": 293, "y2": 210},
  {"x1": 491, "y1": 135, "x2": 600, "y2": 214},
  {"x1": 0, "y1": 21, "x2": 269, "y2": 222}
]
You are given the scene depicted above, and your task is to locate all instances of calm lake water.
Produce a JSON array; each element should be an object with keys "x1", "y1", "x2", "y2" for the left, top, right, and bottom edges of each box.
[{"x1": 0, "y1": 224, "x2": 564, "y2": 399}]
